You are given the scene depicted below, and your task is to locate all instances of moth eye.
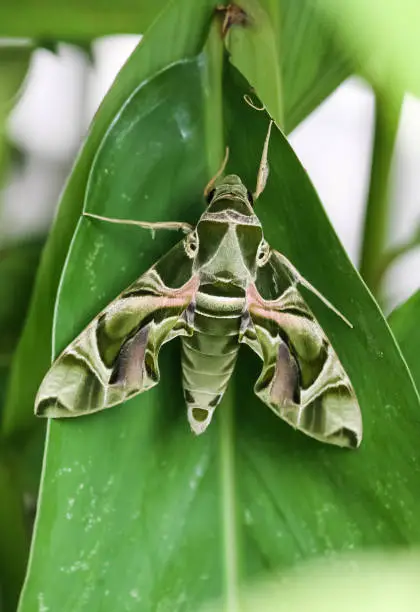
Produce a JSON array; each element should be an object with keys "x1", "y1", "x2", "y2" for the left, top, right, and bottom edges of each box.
[
  {"x1": 257, "y1": 240, "x2": 270, "y2": 266},
  {"x1": 184, "y1": 231, "x2": 199, "y2": 258},
  {"x1": 246, "y1": 190, "x2": 254, "y2": 206},
  {"x1": 206, "y1": 188, "x2": 216, "y2": 203}
]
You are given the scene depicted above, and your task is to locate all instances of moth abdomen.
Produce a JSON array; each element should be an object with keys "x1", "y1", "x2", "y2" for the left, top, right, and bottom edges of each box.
[
  {"x1": 181, "y1": 331, "x2": 240, "y2": 435},
  {"x1": 181, "y1": 288, "x2": 244, "y2": 434}
]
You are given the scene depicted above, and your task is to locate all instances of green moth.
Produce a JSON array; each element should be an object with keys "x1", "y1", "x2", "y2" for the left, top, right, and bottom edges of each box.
[{"x1": 35, "y1": 121, "x2": 362, "y2": 448}]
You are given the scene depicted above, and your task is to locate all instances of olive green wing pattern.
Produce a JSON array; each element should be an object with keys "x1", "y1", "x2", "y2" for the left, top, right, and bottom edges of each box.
[
  {"x1": 36, "y1": 241, "x2": 199, "y2": 418},
  {"x1": 240, "y1": 249, "x2": 362, "y2": 448}
]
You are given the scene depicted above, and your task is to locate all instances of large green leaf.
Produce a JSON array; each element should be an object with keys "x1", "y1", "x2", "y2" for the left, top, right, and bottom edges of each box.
[
  {"x1": 18, "y1": 42, "x2": 420, "y2": 612},
  {"x1": 19, "y1": 56, "x2": 221, "y2": 612}
]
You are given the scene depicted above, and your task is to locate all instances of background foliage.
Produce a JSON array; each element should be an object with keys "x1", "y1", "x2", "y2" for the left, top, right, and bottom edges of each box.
[{"x1": 0, "y1": 1, "x2": 419, "y2": 610}]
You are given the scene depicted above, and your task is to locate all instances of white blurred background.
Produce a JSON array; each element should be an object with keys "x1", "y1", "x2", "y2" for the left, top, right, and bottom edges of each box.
[{"x1": 1, "y1": 36, "x2": 419, "y2": 311}]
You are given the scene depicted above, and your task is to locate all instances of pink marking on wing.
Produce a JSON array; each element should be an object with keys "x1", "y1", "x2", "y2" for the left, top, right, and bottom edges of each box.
[
  {"x1": 246, "y1": 282, "x2": 295, "y2": 328},
  {"x1": 152, "y1": 274, "x2": 200, "y2": 309}
]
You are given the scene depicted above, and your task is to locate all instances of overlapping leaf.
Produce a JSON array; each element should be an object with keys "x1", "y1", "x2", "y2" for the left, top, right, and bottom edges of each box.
[{"x1": 227, "y1": 0, "x2": 352, "y2": 131}]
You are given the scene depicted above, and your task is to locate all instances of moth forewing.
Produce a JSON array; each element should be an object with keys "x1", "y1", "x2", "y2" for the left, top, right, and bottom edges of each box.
[{"x1": 35, "y1": 240, "x2": 199, "y2": 418}]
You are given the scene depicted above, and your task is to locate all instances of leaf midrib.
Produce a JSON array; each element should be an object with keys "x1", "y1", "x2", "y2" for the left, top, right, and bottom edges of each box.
[{"x1": 219, "y1": 385, "x2": 239, "y2": 612}]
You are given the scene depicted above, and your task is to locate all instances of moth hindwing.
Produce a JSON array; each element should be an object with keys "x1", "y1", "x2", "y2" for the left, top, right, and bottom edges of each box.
[{"x1": 36, "y1": 121, "x2": 362, "y2": 449}]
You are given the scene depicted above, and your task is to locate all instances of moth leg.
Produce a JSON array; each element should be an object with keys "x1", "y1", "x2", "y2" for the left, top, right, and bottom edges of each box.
[
  {"x1": 84, "y1": 212, "x2": 193, "y2": 234},
  {"x1": 272, "y1": 250, "x2": 353, "y2": 328}
]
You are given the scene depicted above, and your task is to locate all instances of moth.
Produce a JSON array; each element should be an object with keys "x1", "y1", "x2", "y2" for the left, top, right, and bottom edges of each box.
[{"x1": 35, "y1": 121, "x2": 362, "y2": 448}]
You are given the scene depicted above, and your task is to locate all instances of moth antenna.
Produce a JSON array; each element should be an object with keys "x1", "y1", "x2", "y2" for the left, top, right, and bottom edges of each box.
[
  {"x1": 254, "y1": 120, "x2": 273, "y2": 200},
  {"x1": 243, "y1": 94, "x2": 265, "y2": 112},
  {"x1": 204, "y1": 147, "x2": 229, "y2": 198}
]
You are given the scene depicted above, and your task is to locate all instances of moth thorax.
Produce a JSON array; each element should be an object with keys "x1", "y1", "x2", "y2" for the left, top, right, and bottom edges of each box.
[{"x1": 197, "y1": 223, "x2": 252, "y2": 288}]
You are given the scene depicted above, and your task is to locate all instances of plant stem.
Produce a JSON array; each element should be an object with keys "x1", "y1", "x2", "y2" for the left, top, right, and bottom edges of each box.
[{"x1": 359, "y1": 91, "x2": 403, "y2": 298}]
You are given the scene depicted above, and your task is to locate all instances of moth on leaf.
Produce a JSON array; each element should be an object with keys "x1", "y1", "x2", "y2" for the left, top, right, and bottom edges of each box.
[{"x1": 35, "y1": 121, "x2": 362, "y2": 448}]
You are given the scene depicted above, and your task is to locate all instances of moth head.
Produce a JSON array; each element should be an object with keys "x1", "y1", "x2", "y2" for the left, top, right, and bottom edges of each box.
[{"x1": 206, "y1": 174, "x2": 254, "y2": 214}]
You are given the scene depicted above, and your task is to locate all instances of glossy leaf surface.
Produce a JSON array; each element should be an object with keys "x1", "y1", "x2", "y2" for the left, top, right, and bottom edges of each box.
[{"x1": 18, "y1": 49, "x2": 420, "y2": 612}]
